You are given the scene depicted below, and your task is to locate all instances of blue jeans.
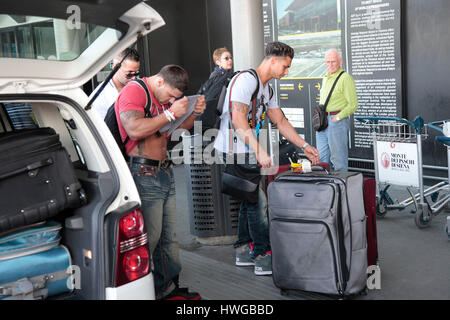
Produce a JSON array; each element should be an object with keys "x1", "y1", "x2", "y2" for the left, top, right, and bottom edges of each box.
[
  {"x1": 316, "y1": 116, "x2": 350, "y2": 171},
  {"x1": 224, "y1": 153, "x2": 270, "y2": 258},
  {"x1": 130, "y1": 163, "x2": 181, "y2": 298}
]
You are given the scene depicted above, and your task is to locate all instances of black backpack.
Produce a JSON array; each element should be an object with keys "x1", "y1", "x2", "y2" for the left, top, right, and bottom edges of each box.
[
  {"x1": 196, "y1": 69, "x2": 237, "y2": 132},
  {"x1": 224, "y1": 69, "x2": 273, "y2": 120},
  {"x1": 104, "y1": 79, "x2": 152, "y2": 159}
]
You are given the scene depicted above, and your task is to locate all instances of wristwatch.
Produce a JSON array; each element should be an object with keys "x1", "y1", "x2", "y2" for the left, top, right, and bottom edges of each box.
[{"x1": 301, "y1": 142, "x2": 309, "y2": 152}]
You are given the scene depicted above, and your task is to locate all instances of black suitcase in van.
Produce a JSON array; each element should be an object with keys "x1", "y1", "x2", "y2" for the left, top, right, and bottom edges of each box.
[
  {"x1": 0, "y1": 128, "x2": 87, "y2": 233},
  {"x1": 267, "y1": 170, "x2": 367, "y2": 297}
]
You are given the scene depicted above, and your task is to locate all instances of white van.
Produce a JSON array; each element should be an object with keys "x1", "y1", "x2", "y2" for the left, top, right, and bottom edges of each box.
[{"x1": 0, "y1": 0, "x2": 165, "y2": 300}]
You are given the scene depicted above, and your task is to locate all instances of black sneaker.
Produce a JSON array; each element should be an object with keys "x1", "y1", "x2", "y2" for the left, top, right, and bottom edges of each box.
[{"x1": 164, "y1": 287, "x2": 201, "y2": 300}]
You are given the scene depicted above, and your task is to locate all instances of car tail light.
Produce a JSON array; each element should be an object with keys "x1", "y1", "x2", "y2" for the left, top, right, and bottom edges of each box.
[{"x1": 116, "y1": 209, "x2": 150, "y2": 287}]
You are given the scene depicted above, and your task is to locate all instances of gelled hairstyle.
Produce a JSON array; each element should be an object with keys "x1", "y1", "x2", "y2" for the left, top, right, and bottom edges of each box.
[{"x1": 264, "y1": 41, "x2": 294, "y2": 59}]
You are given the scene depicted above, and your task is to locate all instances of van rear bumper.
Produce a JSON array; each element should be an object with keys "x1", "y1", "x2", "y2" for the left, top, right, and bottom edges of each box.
[{"x1": 105, "y1": 273, "x2": 155, "y2": 300}]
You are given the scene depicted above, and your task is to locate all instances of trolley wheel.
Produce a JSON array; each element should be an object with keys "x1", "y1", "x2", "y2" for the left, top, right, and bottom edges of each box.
[
  {"x1": 414, "y1": 205, "x2": 433, "y2": 229},
  {"x1": 376, "y1": 197, "x2": 388, "y2": 218}
]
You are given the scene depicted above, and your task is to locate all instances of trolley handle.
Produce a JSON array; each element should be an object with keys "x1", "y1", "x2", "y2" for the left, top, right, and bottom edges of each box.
[
  {"x1": 436, "y1": 136, "x2": 450, "y2": 146},
  {"x1": 427, "y1": 121, "x2": 450, "y2": 146},
  {"x1": 427, "y1": 121, "x2": 445, "y2": 134},
  {"x1": 355, "y1": 116, "x2": 425, "y2": 134}
]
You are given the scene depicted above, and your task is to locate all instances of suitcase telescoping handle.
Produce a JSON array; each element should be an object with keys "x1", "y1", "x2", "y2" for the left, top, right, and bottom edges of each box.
[
  {"x1": 0, "y1": 158, "x2": 53, "y2": 181},
  {"x1": 311, "y1": 164, "x2": 330, "y2": 174},
  {"x1": 274, "y1": 164, "x2": 330, "y2": 182}
]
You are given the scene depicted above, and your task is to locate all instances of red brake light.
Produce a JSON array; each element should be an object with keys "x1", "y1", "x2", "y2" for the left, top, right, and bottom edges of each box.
[
  {"x1": 123, "y1": 246, "x2": 150, "y2": 282},
  {"x1": 116, "y1": 208, "x2": 150, "y2": 287},
  {"x1": 120, "y1": 210, "x2": 144, "y2": 239}
]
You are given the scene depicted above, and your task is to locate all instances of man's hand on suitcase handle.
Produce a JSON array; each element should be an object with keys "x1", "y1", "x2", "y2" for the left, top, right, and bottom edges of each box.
[
  {"x1": 302, "y1": 144, "x2": 320, "y2": 165},
  {"x1": 257, "y1": 150, "x2": 272, "y2": 168}
]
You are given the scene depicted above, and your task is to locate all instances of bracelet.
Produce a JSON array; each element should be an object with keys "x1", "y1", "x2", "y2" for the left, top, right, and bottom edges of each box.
[
  {"x1": 192, "y1": 111, "x2": 204, "y2": 117},
  {"x1": 301, "y1": 142, "x2": 309, "y2": 151},
  {"x1": 164, "y1": 110, "x2": 174, "y2": 122},
  {"x1": 168, "y1": 108, "x2": 177, "y2": 119}
]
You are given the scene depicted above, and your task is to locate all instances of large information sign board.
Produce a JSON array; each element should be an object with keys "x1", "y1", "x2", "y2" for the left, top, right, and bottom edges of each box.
[{"x1": 262, "y1": 0, "x2": 402, "y2": 159}]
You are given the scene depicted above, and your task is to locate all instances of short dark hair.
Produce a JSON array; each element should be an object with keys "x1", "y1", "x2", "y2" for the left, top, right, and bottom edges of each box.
[
  {"x1": 158, "y1": 64, "x2": 189, "y2": 93},
  {"x1": 265, "y1": 42, "x2": 294, "y2": 59},
  {"x1": 114, "y1": 47, "x2": 140, "y2": 63}
]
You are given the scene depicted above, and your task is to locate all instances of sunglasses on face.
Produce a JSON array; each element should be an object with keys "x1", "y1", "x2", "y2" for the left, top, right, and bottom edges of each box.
[
  {"x1": 223, "y1": 56, "x2": 232, "y2": 61},
  {"x1": 124, "y1": 71, "x2": 140, "y2": 79}
]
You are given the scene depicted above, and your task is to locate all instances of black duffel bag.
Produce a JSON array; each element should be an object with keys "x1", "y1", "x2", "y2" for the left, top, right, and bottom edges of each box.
[
  {"x1": 312, "y1": 103, "x2": 328, "y2": 132},
  {"x1": 221, "y1": 156, "x2": 261, "y2": 204}
]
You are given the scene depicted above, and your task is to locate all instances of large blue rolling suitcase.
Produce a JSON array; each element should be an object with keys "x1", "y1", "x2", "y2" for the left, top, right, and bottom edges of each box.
[{"x1": 0, "y1": 221, "x2": 73, "y2": 300}]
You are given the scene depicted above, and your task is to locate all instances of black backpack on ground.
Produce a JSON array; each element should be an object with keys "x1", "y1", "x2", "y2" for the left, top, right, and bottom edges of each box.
[{"x1": 104, "y1": 79, "x2": 152, "y2": 159}]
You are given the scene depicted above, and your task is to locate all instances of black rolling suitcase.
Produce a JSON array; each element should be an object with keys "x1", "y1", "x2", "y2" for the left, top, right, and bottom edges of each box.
[
  {"x1": 0, "y1": 128, "x2": 87, "y2": 233},
  {"x1": 268, "y1": 170, "x2": 368, "y2": 297}
]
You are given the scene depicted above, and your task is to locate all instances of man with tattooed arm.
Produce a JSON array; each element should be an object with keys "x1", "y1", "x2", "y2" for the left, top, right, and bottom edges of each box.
[{"x1": 116, "y1": 64, "x2": 205, "y2": 300}]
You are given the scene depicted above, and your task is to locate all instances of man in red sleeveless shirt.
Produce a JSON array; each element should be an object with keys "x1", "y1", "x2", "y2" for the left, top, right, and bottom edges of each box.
[{"x1": 116, "y1": 65, "x2": 205, "y2": 300}]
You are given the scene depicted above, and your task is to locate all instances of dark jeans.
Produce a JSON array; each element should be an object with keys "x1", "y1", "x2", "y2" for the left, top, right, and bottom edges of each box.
[{"x1": 129, "y1": 162, "x2": 180, "y2": 298}]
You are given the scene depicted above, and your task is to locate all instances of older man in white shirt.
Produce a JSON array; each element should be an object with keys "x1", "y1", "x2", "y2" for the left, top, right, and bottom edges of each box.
[{"x1": 89, "y1": 48, "x2": 140, "y2": 119}]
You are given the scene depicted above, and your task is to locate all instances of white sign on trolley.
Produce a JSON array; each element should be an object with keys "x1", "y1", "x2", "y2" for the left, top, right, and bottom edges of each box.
[{"x1": 376, "y1": 141, "x2": 419, "y2": 187}]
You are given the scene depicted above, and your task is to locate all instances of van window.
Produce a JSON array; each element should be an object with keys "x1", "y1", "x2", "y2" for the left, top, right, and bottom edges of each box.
[
  {"x1": 3, "y1": 102, "x2": 38, "y2": 130},
  {"x1": 0, "y1": 14, "x2": 110, "y2": 61}
]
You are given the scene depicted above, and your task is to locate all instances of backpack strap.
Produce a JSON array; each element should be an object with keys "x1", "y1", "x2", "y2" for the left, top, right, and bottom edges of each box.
[
  {"x1": 133, "y1": 78, "x2": 152, "y2": 118},
  {"x1": 228, "y1": 69, "x2": 259, "y2": 127},
  {"x1": 116, "y1": 79, "x2": 154, "y2": 149},
  {"x1": 227, "y1": 69, "x2": 260, "y2": 153},
  {"x1": 268, "y1": 84, "x2": 274, "y2": 100},
  {"x1": 323, "y1": 71, "x2": 345, "y2": 109},
  {"x1": 121, "y1": 78, "x2": 161, "y2": 148}
]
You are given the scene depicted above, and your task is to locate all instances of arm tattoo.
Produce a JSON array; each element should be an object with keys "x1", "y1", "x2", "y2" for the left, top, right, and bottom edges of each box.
[
  {"x1": 232, "y1": 102, "x2": 249, "y2": 115},
  {"x1": 120, "y1": 110, "x2": 144, "y2": 122}
]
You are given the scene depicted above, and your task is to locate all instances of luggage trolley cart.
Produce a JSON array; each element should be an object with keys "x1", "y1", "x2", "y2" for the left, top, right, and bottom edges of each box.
[
  {"x1": 355, "y1": 116, "x2": 447, "y2": 229},
  {"x1": 427, "y1": 120, "x2": 450, "y2": 238}
]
